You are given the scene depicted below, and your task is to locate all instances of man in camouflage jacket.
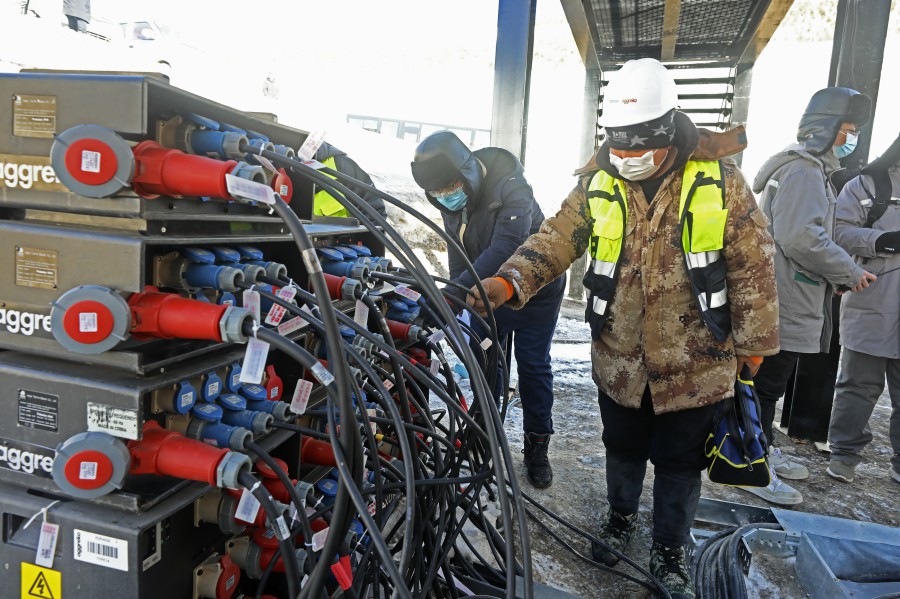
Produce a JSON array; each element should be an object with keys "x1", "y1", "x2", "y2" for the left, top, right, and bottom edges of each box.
[{"x1": 468, "y1": 59, "x2": 779, "y2": 599}]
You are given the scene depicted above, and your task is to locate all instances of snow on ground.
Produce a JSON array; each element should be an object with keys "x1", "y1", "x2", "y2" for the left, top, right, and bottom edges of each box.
[{"x1": 2, "y1": 4, "x2": 899, "y2": 596}]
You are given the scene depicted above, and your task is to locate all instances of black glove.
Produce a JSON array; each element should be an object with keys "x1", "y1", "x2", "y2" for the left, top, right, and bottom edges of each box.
[{"x1": 875, "y1": 231, "x2": 900, "y2": 254}]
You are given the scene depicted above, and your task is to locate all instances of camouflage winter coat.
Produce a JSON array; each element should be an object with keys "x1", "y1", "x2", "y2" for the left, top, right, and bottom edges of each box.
[{"x1": 497, "y1": 115, "x2": 779, "y2": 413}]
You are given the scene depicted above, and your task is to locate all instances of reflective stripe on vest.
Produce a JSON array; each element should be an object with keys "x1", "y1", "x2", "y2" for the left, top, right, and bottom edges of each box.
[
  {"x1": 312, "y1": 157, "x2": 349, "y2": 217},
  {"x1": 582, "y1": 160, "x2": 731, "y2": 342}
]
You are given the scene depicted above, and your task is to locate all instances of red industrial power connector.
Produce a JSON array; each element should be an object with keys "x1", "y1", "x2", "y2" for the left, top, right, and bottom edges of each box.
[
  {"x1": 300, "y1": 436, "x2": 338, "y2": 468},
  {"x1": 128, "y1": 422, "x2": 250, "y2": 489},
  {"x1": 50, "y1": 285, "x2": 253, "y2": 354}
]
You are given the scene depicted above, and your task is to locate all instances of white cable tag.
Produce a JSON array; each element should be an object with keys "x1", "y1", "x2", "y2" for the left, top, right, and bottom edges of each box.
[
  {"x1": 428, "y1": 330, "x2": 446, "y2": 344},
  {"x1": 225, "y1": 173, "x2": 276, "y2": 205},
  {"x1": 278, "y1": 316, "x2": 306, "y2": 335},
  {"x1": 235, "y1": 488, "x2": 261, "y2": 524},
  {"x1": 311, "y1": 527, "x2": 329, "y2": 552},
  {"x1": 377, "y1": 282, "x2": 396, "y2": 294},
  {"x1": 383, "y1": 379, "x2": 394, "y2": 390},
  {"x1": 276, "y1": 285, "x2": 297, "y2": 303},
  {"x1": 242, "y1": 289, "x2": 261, "y2": 323},
  {"x1": 354, "y1": 300, "x2": 369, "y2": 326},
  {"x1": 301, "y1": 248, "x2": 322, "y2": 274},
  {"x1": 240, "y1": 337, "x2": 270, "y2": 384},
  {"x1": 429, "y1": 359, "x2": 440, "y2": 376},
  {"x1": 481, "y1": 338, "x2": 492, "y2": 350},
  {"x1": 36, "y1": 521, "x2": 59, "y2": 568},
  {"x1": 296, "y1": 130, "x2": 327, "y2": 161},
  {"x1": 255, "y1": 154, "x2": 278, "y2": 174},
  {"x1": 309, "y1": 362, "x2": 335, "y2": 386},
  {"x1": 394, "y1": 286, "x2": 421, "y2": 302},
  {"x1": 264, "y1": 302, "x2": 288, "y2": 326},
  {"x1": 274, "y1": 516, "x2": 291, "y2": 540},
  {"x1": 290, "y1": 379, "x2": 313, "y2": 415},
  {"x1": 367, "y1": 408, "x2": 377, "y2": 435}
]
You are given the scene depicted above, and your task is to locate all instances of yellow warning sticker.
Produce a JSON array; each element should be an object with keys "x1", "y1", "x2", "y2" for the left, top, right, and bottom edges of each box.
[{"x1": 21, "y1": 563, "x2": 60, "y2": 599}]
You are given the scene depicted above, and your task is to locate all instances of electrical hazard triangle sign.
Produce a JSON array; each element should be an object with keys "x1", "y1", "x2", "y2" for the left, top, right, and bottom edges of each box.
[{"x1": 21, "y1": 563, "x2": 60, "y2": 599}]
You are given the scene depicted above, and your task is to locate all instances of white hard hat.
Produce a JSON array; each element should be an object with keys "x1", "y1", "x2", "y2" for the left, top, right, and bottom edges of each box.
[{"x1": 601, "y1": 58, "x2": 679, "y2": 127}]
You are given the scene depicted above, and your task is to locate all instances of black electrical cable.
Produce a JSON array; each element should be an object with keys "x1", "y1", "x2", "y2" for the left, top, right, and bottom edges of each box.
[
  {"x1": 245, "y1": 145, "x2": 534, "y2": 598},
  {"x1": 246, "y1": 323, "x2": 413, "y2": 599},
  {"x1": 245, "y1": 441, "x2": 316, "y2": 563},
  {"x1": 237, "y1": 469, "x2": 302, "y2": 599}
]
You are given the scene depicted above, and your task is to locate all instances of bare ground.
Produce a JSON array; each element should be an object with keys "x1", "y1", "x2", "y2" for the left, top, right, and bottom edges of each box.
[{"x1": 501, "y1": 311, "x2": 899, "y2": 599}]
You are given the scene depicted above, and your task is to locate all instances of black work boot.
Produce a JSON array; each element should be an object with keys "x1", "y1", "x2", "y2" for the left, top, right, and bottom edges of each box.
[
  {"x1": 649, "y1": 541, "x2": 695, "y2": 599},
  {"x1": 590, "y1": 508, "x2": 638, "y2": 566},
  {"x1": 522, "y1": 433, "x2": 552, "y2": 488}
]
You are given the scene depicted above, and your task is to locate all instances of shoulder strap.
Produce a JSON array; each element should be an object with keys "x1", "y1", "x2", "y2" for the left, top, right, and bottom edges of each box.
[{"x1": 864, "y1": 169, "x2": 894, "y2": 228}]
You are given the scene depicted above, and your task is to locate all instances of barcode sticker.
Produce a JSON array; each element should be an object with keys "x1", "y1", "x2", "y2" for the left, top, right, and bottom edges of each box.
[
  {"x1": 239, "y1": 337, "x2": 270, "y2": 385},
  {"x1": 35, "y1": 521, "x2": 59, "y2": 568},
  {"x1": 79, "y1": 312, "x2": 98, "y2": 332},
  {"x1": 354, "y1": 300, "x2": 369, "y2": 326},
  {"x1": 81, "y1": 150, "x2": 100, "y2": 173},
  {"x1": 394, "y1": 286, "x2": 421, "y2": 302},
  {"x1": 242, "y1": 289, "x2": 261, "y2": 323},
  {"x1": 290, "y1": 379, "x2": 313, "y2": 415},
  {"x1": 74, "y1": 529, "x2": 128, "y2": 571},
  {"x1": 235, "y1": 489, "x2": 261, "y2": 524},
  {"x1": 79, "y1": 462, "x2": 98, "y2": 480}
]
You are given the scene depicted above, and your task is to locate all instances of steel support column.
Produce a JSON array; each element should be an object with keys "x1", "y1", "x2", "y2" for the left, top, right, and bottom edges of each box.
[
  {"x1": 567, "y1": 67, "x2": 602, "y2": 300},
  {"x1": 490, "y1": 0, "x2": 537, "y2": 161}
]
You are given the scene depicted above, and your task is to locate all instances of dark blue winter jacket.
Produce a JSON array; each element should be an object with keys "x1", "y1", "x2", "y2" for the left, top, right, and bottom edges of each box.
[{"x1": 428, "y1": 147, "x2": 565, "y2": 305}]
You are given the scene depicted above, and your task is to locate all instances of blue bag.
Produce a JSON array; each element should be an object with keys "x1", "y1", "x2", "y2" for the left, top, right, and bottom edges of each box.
[{"x1": 704, "y1": 366, "x2": 771, "y2": 487}]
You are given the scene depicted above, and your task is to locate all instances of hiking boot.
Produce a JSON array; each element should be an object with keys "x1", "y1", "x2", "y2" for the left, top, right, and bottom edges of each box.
[
  {"x1": 769, "y1": 446, "x2": 809, "y2": 480},
  {"x1": 739, "y1": 467, "x2": 802, "y2": 505},
  {"x1": 826, "y1": 460, "x2": 856, "y2": 483},
  {"x1": 649, "y1": 541, "x2": 695, "y2": 599},
  {"x1": 590, "y1": 509, "x2": 637, "y2": 566},
  {"x1": 522, "y1": 433, "x2": 552, "y2": 488},
  {"x1": 891, "y1": 466, "x2": 900, "y2": 484}
]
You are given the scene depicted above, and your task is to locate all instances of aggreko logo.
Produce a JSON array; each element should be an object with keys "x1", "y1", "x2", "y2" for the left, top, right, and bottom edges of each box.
[
  {"x1": 0, "y1": 308, "x2": 52, "y2": 336},
  {"x1": 0, "y1": 157, "x2": 63, "y2": 190},
  {"x1": 0, "y1": 443, "x2": 54, "y2": 475}
]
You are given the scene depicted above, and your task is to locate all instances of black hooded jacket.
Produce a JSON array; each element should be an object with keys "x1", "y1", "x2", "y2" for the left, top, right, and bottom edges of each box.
[{"x1": 428, "y1": 146, "x2": 564, "y2": 302}]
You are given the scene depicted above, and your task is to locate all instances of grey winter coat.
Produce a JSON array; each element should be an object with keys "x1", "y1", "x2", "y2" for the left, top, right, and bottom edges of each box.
[
  {"x1": 753, "y1": 144, "x2": 864, "y2": 353},
  {"x1": 834, "y1": 165, "x2": 900, "y2": 359}
]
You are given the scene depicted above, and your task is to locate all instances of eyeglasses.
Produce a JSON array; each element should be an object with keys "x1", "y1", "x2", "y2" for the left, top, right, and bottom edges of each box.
[{"x1": 429, "y1": 182, "x2": 463, "y2": 197}]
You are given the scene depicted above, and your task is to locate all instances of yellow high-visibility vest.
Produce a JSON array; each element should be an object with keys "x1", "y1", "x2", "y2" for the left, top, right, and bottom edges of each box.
[
  {"x1": 313, "y1": 156, "x2": 349, "y2": 217},
  {"x1": 582, "y1": 160, "x2": 732, "y2": 342}
]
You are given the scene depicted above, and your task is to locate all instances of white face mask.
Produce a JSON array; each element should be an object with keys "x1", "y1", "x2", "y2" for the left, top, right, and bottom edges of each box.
[{"x1": 609, "y1": 149, "x2": 666, "y2": 181}]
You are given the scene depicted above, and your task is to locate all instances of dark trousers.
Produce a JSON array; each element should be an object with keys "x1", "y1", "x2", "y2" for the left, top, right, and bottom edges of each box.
[
  {"x1": 753, "y1": 350, "x2": 802, "y2": 445},
  {"x1": 475, "y1": 275, "x2": 564, "y2": 435},
  {"x1": 598, "y1": 386, "x2": 716, "y2": 547},
  {"x1": 66, "y1": 16, "x2": 87, "y2": 32}
]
